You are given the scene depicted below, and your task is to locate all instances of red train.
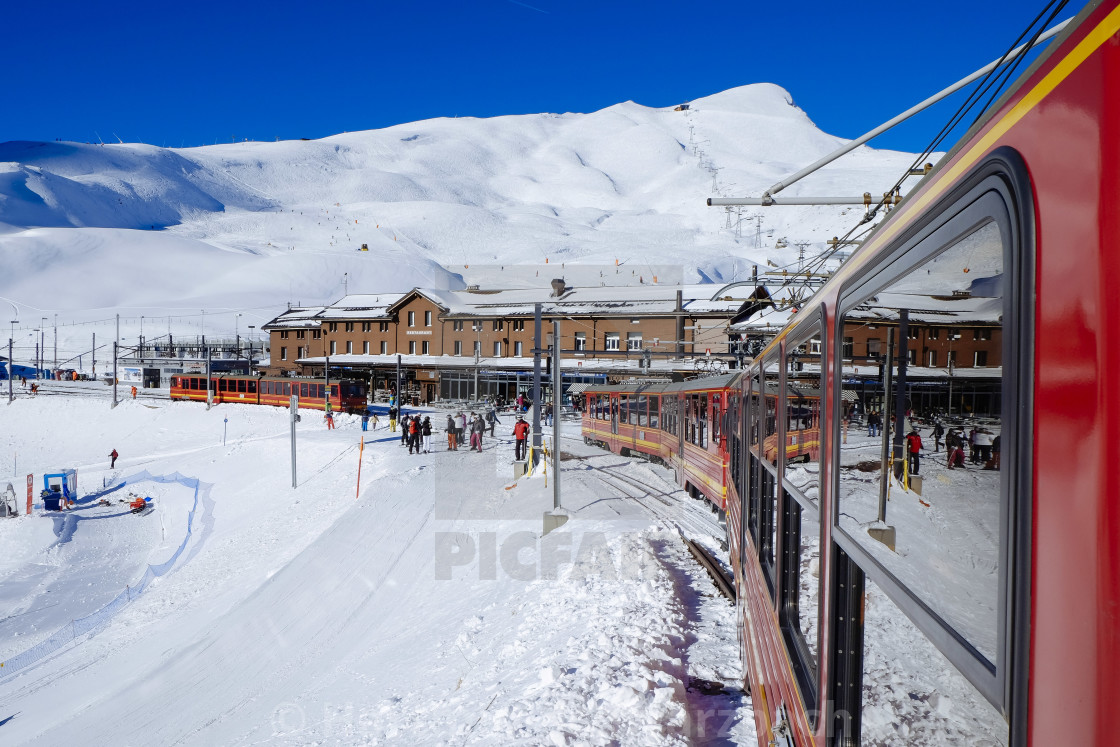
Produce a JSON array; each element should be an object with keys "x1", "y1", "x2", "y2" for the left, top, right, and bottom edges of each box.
[
  {"x1": 169, "y1": 373, "x2": 367, "y2": 411},
  {"x1": 585, "y1": 2, "x2": 1120, "y2": 743}
]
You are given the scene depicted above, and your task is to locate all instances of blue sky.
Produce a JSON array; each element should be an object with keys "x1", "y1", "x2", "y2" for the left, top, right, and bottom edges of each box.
[{"x1": 5, "y1": 0, "x2": 1067, "y2": 152}]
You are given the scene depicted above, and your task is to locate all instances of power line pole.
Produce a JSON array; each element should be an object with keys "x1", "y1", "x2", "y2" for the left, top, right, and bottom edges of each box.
[
  {"x1": 532, "y1": 304, "x2": 542, "y2": 467},
  {"x1": 53, "y1": 314, "x2": 57, "y2": 374},
  {"x1": 112, "y1": 313, "x2": 119, "y2": 407},
  {"x1": 290, "y1": 394, "x2": 300, "y2": 488},
  {"x1": 552, "y1": 319, "x2": 561, "y2": 510}
]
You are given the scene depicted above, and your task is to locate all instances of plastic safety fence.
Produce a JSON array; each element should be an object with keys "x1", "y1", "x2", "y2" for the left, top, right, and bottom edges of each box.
[{"x1": 0, "y1": 471, "x2": 215, "y2": 680}]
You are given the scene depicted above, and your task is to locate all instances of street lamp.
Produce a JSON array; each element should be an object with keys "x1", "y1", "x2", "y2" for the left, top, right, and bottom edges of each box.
[{"x1": 248, "y1": 326, "x2": 256, "y2": 359}]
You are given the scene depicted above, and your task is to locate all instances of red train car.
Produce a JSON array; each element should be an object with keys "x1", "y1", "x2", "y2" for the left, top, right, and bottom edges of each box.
[
  {"x1": 583, "y1": 2, "x2": 1120, "y2": 743},
  {"x1": 725, "y1": 3, "x2": 1120, "y2": 744},
  {"x1": 169, "y1": 374, "x2": 367, "y2": 412}
]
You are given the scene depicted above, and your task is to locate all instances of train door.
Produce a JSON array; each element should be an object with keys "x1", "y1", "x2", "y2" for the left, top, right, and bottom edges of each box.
[{"x1": 610, "y1": 393, "x2": 619, "y2": 435}]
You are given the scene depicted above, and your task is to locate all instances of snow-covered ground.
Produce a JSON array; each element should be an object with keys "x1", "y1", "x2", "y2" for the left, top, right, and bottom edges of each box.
[{"x1": 0, "y1": 383, "x2": 751, "y2": 745}]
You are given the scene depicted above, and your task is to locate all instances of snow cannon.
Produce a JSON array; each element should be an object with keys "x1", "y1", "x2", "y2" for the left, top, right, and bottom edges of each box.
[{"x1": 41, "y1": 469, "x2": 78, "y2": 511}]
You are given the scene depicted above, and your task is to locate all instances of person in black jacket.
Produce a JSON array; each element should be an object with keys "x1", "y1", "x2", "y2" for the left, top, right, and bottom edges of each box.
[
  {"x1": 446, "y1": 415, "x2": 458, "y2": 451},
  {"x1": 422, "y1": 416, "x2": 433, "y2": 453}
]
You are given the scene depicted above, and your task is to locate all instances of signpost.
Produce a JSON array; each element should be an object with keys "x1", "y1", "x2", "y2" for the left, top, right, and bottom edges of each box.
[
  {"x1": 26, "y1": 474, "x2": 33, "y2": 515},
  {"x1": 290, "y1": 395, "x2": 300, "y2": 488}
]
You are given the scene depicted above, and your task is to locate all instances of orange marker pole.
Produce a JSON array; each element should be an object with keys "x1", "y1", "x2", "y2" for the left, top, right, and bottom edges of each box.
[{"x1": 356, "y1": 434, "x2": 364, "y2": 499}]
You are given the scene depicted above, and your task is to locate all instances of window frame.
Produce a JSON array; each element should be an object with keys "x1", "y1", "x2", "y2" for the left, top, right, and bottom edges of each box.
[
  {"x1": 777, "y1": 312, "x2": 826, "y2": 722},
  {"x1": 830, "y1": 152, "x2": 1033, "y2": 718}
]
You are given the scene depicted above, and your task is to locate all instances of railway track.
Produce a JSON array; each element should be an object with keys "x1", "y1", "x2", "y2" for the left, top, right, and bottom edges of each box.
[{"x1": 572, "y1": 452, "x2": 736, "y2": 601}]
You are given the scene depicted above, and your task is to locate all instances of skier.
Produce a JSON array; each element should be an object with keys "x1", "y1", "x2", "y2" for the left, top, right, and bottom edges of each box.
[
  {"x1": 388, "y1": 405, "x2": 398, "y2": 432},
  {"x1": 109, "y1": 448, "x2": 119, "y2": 469},
  {"x1": 486, "y1": 407, "x2": 500, "y2": 437},
  {"x1": 325, "y1": 409, "x2": 335, "y2": 430},
  {"x1": 513, "y1": 415, "x2": 530, "y2": 461},
  {"x1": 446, "y1": 414, "x2": 458, "y2": 451},
  {"x1": 422, "y1": 416, "x2": 433, "y2": 453},
  {"x1": 470, "y1": 412, "x2": 484, "y2": 451},
  {"x1": 131, "y1": 385, "x2": 138, "y2": 399},
  {"x1": 361, "y1": 412, "x2": 369, "y2": 431}
]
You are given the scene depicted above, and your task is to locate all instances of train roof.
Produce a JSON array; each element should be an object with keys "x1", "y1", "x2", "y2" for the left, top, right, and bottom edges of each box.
[{"x1": 582, "y1": 371, "x2": 743, "y2": 395}]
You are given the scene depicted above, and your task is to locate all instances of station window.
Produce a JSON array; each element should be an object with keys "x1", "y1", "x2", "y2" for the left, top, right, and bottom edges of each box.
[
  {"x1": 605, "y1": 332, "x2": 620, "y2": 351},
  {"x1": 280, "y1": 347, "x2": 287, "y2": 361},
  {"x1": 422, "y1": 341, "x2": 430, "y2": 355},
  {"x1": 425, "y1": 311, "x2": 432, "y2": 327},
  {"x1": 454, "y1": 341, "x2": 462, "y2": 356},
  {"x1": 380, "y1": 341, "x2": 388, "y2": 355},
  {"x1": 574, "y1": 332, "x2": 586, "y2": 351},
  {"x1": 379, "y1": 322, "x2": 390, "y2": 332},
  {"x1": 346, "y1": 341, "x2": 353, "y2": 354},
  {"x1": 408, "y1": 311, "x2": 415, "y2": 327}
]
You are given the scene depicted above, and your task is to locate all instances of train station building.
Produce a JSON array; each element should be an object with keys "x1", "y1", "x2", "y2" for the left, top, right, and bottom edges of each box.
[{"x1": 261, "y1": 280, "x2": 752, "y2": 403}]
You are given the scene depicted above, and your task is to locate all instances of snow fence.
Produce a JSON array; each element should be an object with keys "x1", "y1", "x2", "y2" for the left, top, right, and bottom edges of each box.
[{"x1": 0, "y1": 471, "x2": 214, "y2": 680}]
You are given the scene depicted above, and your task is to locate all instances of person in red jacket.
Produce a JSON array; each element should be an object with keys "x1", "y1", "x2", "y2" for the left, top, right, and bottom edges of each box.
[
  {"x1": 109, "y1": 449, "x2": 119, "y2": 469},
  {"x1": 905, "y1": 429, "x2": 923, "y2": 475},
  {"x1": 513, "y1": 415, "x2": 530, "y2": 461}
]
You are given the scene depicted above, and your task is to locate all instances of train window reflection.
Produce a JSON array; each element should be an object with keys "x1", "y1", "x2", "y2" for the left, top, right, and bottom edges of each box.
[
  {"x1": 862, "y1": 577, "x2": 1008, "y2": 745},
  {"x1": 837, "y1": 221, "x2": 1004, "y2": 664},
  {"x1": 780, "y1": 489, "x2": 820, "y2": 715},
  {"x1": 784, "y1": 328, "x2": 823, "y2": 506}
]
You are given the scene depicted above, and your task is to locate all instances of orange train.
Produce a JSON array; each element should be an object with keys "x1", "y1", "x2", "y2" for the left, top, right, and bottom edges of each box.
[
  {"x1": 169, "y1": 373, "x2": 368, "y2": 411},
  {"x1": 581, "y1": 374, "x2": 820, "y2": 514}
]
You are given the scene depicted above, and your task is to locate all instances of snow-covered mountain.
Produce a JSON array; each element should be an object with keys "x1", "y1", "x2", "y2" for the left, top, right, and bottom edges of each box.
[
  {"x1": 0, "y1": 83, "x2": 918, "y2": 356},
  {"x1": 0, "y1": 84, "x2": 918, "y2": 300}
]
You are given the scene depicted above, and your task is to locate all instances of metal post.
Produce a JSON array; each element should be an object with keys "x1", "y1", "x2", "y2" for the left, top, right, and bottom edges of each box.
[
  {"x1": 532, "y1": 304, "x2": 543, "y2": 465},
  {"x1": 112, "y1": 341, "x2": 118, "y2": 408},
  {"x1": 7, "y1": 338, "x2": 11, "y2": 404},
  {"x1": 395, "y1": 354, "x2": 401, "y2": 408},
  {"x1": 35, "y1": 341, "x2": 39, "y2": 380},
  {"x1": 53, "y1": 314, "x2": 57, "y2": 374},
  {"x1": 552, "y1": 319, "x2": 561, "y2": 510},
  {"x1": 290, "y1": 394, "x2": 299, "y2": 488},
  {"x1": 893, "y1": 311, "x2": 910, "y2": 481},
  {"x1": 324, "y1": 355, "x2": 330, "y2": 410},
  {"x1": 92, "y1": 332, "x2": 96, "y2": 380},
  {"x1": 205, "y1": 345, "x2": 211, "y2": 410},
  {"x1": 877, "y1": 329, "x2": 894, "y2": 522}
]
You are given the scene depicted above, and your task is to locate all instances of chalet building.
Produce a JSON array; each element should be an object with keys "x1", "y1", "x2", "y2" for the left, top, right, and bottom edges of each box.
[{"x1": 262, "y1": 281, "x2": 746, "y2": 403}]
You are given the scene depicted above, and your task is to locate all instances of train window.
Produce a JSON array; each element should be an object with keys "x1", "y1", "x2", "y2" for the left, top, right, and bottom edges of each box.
[
  {"x1": 779, "y1": 488, "x2": 820, "y2": 718},
  {"x1": 619, "y1": 394, "x2": 628, "y2": 426},
  {"x1": 331, "y1": 385, "x2": 338, "y2": 397},
  {"x1": 836, "y1": 190, "x2": 1020, "y2": 713},
  {"x1": 237, "y1": 379, "x2": 247, "y2": 393},
  {"x1": 280, "y1": 382, "x2": 288, "y2": 396},
  {"x1": 784, "y1": 327, "x2": 824, "y2": 506},
  {"x1": 648, "y1": 395, "x2": 659, "y2": 429},
  {"x1": 861, "y1": 576, "x2": 1007, "y2": 744},
  {"x1": 711, "y1": 393, "x2": 721, "y2": 446},
  {"x1": 629, "y1": 395, "x2": 640, "y2": 426},
  {"x1": 637, "y1": 395, "x2": 647, "y2": 426},
  {"x1": 298, "y1": 383, "x2": 307, "y2": 398},
  {"x1": 218, "y1": 379, "x2": 227, "y2": 392}
]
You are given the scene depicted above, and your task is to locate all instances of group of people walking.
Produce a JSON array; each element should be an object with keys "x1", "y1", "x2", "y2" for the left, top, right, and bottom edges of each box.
[{"x1": 326, "y1": 400, "x2": 539, "y2": 463}]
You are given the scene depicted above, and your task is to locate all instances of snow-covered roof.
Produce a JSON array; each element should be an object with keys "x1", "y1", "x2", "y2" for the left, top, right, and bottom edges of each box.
[
  {"x1": 387, "y1": 284, "x2": 743, "y2": 318},
  {"x1": 297, "y1": 352, "x2": 692, "y2": 374}
]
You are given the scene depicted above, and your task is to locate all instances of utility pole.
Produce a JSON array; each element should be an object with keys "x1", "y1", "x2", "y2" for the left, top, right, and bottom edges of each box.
[
  {"x1": 205, "y1": 344, "x2": 212, "y2": 410},
  {"x1": 92, "y1": 332, "x2": 96, "y2": 380},
  {"x1": 324, "y1": 355, "x2": 330, "y2": 411},
  {"x1": 543, "y1": 318, "x2": 567, "y2": 535},
  {"x1": 7, "y1": 337, "x2": 12, "y2": 404},
  {"x1": 290, "y1": 394, "x2": 300, "y2": 488},
  {"x1": 113, "y1": 313, "x2": 119, "y2": 407},
  {"x1": 395, "y1": 354, "x2": 402, "y2": 410},
  {"x1": 532, "y1": 304, "x2": 542, "y2": 466},
  {"x1": 53, "y1": 314, "x2": 57, "y2": 374},
  {"x1": 552, "y1": 319, "x2": 561, "y2": 510}
]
